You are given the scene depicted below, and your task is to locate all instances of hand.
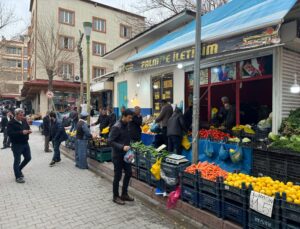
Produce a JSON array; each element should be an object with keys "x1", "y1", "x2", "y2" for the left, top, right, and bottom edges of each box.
[
  {"x1": 28, "y1": 130, "x2": 33, "y2": 134},
  {"x1": 22, "y1": 130, "x2": 30, "y2": 135},
  {"x1": 123, "y1": 146, "x2": 130, "y2": 152}
]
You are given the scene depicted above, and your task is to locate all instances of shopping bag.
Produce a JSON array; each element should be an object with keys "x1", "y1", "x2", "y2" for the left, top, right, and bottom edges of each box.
[
  {"x1": 204, "y1": 140, "x2": 214, "y2": 158},
  {"x1": 167, "y1": 186, "x2": 181, "y2": 209},
  {"x1": 150, "y1": 123, "x2": 161, "y2": 133},
  {"x1": 229, "y1": 145, "x2": 243, "y2": 163},
  {"x1": 101, "y1": 127, "x2": 110, "y2": 134},
  {"x1": 181, "y1": 135, "x2": 191, "y2": 150},
  {"x1": 124, "y1": 149, "x2": 135, "y2": 164},
  {"x1": 160, "y1": 169, "x2": 177, "y2": 186},
  {"x1": 219, "y1": 144, "x2": 229, "y2": 161},
  {"x1": 150, "y1": 158, "x2": 162, "y2": 180}
]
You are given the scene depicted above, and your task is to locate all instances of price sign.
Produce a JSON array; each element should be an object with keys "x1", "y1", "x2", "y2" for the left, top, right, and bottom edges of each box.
[{"x1": 250, "y1": 191, "x2": 274, "y2": 217}]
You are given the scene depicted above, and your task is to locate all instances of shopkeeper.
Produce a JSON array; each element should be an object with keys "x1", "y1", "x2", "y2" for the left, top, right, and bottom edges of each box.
[{"x1": 218, "y1": 97, "x2": 236, "y2": 130}]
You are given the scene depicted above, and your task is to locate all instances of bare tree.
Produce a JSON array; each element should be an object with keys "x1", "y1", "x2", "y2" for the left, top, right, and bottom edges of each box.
[
  {"x1": 0, "y1": 2, "x2": 17, "y2": 32},
  {"x1": 132, "y1": 0, "x2": 229, "y2": 25},
  {"x1": 77, "y1": 31, "x2": 84, "y2": 110},
  {"x1": 36, "y1": 17, "x2": 74, "y2": 92}
]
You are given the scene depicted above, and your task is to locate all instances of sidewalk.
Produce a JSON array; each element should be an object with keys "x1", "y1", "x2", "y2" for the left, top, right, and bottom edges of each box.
[{"x1": 0, "y1": 127, "x2": 176, "y2": 229}]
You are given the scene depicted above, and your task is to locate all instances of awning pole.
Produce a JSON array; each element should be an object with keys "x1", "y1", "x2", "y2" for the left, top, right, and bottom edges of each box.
[{"x1": 192, "y1": 0, "x2": 202, "y2": 164}]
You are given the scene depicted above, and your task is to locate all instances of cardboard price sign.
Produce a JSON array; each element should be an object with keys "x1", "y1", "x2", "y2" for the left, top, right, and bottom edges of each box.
[{"x1": 250, "y1": 191, "x2": 274, "y2": 217}]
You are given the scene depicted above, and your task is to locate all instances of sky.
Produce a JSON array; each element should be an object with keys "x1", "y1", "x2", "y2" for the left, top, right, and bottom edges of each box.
[{"x1": 0, "y1": 0, "x2": 144, "y2": 39}]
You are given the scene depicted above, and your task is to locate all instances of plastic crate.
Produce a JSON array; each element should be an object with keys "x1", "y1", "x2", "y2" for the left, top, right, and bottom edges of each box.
[
  {"x1": 181, "y1": 185, "x2": 198, "y2": 207},
  {"x1": 198, "y1": 176, "x2": 221, "y2": 196},
  {"x1": 282, "y1": 222, "x2": 300, "y2": 229},
  {"x1": 132, "y1": 166, "x2": 138, "y2": 179},
  {"x1": 138, "y1": 168, "x2": 150, "y2": 184},
  {"x1": 248, "y1": 210, "x2": 281, "y2": 229},
  {"x1": 287, "y1": 162, "x2": 300, "y2": 179},
  {"x1": 223, "y1": 201, "x2": 248, "y2": 229},
  {"x1": 137, "y1": 152, "x2": 151, "y2": 169},
  {"x1": 282, "y1": 193, "x2": 300, "y2": 225},
  {"x1": 254, "y1": 127, "x2": 271, "y2": 142},
  {"x1": 180, "y1": 171, "x2": 198, "y2": 189},
  {"x1": 269, "y1": 157, "x2": 287, "y2": 175},
  {"x1": 95, "y1": 147, "x2": 112, "y2": 162},
  {"x1": 198, "y1": 192, "x2": 222, "y2": 218},
  {"x1": 220, "y1": 182, "x2": 248, "y2": 205},
  {"x1": 87, "y1": 148, "x2": 96, "y2": 160},
  {"x1": 161, "y1": 162, "x2": 191, "y2": 179}
]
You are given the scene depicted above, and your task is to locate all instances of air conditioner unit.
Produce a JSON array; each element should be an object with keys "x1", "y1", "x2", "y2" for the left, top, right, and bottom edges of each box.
[{"x1": 73, "y1": 75, "x2": 80, "y2": 82}]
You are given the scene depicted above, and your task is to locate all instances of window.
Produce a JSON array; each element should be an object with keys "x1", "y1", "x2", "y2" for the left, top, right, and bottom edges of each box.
[
  {"x1": 93, "y1": 17, "x2": 106, "y2": 33},
  {"x1": 59, "y1": 36, "x2": 74, "y2": 51},
  {"x1": 23, "y1": 47, "x2": 28, "y2": 56},
  {"x1": 6, "y1": 47, "x2": 22, "y2": 55},
  {"x1": 59, "y1": 63, "x2": 73, "y2": 79},
  {"x1": 59, "y1": 8, "x2": 75, "y2": 26},
  {"x1": 120, "y1": 24, "x2": 132, "y2": 39},
  {"x1": 93, "y1": 67, "x2": 106, "y2": 78},
  {"x1": 92, "y1": 42, "x2": 106, "y2": 56},
  {"x1": 6, "y1": 59, "x2": 22, "y2": 68},
  {"x1": 23, "y1": 60, "x2": 28, "y2": 69}
]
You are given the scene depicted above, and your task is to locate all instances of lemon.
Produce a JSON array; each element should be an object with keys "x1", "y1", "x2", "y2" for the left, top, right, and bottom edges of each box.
[
  {"x1": 294, "y1": 199, "x2": 300, "y2": 205},
  {"x1": 287, "y1": 182, "x2": 294, "y2": 187},
  {"x1": 287, "y1": 197, "x2": 293, "y2": 202}
]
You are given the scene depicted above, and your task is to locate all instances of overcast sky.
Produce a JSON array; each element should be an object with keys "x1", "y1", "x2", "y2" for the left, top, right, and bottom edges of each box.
[{"x1": 0, "y1": 0, "x2": 143, "y2": 39}]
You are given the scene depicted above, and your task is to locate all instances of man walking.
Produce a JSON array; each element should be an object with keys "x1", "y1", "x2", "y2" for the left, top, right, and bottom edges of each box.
[
  {"x1": 42, "y1": 111, "x2": 52, "y2": 153},
  {"x1": 129, "y1": 106, "x2": 143, "y2": 142},
  {"x1": 7, "y1": 108, "x2": 32, "y2": 183},
  {"x1": 49, "y1": 112, "x2": 68, "y2": 167},
  {"x1": 1, "y1": 110, "x2": 13, "y2": 149},
  {"x1": 108, "y1": 109, "x2": 134, "y2": 205}
]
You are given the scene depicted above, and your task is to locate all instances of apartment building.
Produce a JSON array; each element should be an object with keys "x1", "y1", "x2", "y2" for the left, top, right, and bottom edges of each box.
[
  {"x1": 0, "y1": 38, "x2": 29, "y2": 100},
  {"x1": 22, "y1": 0, "x2": 145, "y2": 115}
]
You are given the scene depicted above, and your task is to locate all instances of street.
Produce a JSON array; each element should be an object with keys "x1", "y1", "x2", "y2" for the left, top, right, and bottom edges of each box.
[{"x1": 0, "y1": 127, "x2": 175, "y2": 229}]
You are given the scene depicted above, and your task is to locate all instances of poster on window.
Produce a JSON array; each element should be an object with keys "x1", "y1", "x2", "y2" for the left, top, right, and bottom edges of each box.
[
  {"x1": 241, "y1": 55, "x2": 273, "y2": 78},
  {"x1": 211, "y1": 63, "x2": 236, "y2": 83}
]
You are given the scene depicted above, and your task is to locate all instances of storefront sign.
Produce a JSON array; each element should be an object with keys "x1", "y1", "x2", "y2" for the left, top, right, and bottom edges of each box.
[{"x1": 125, "y1": 26, "x2": 279, "y2": 72}]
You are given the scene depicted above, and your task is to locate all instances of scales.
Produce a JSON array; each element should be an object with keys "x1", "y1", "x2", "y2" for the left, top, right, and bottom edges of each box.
[{"x1": 165, "y1": 154, "x2": 189, "y2": 165}]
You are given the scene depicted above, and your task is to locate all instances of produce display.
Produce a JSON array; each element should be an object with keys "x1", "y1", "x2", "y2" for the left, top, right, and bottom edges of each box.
[
  {"x1": 279, "y1": 108, "x2": 300, "y2": 136},
  {"x1": 131, "y1": 141, "x2": 169, "y2": 158},
  {"x1": 225, "y1": 173, "x2": 300, "y2": 204},
  {"x1": 199, "y1": 129, "x2": 231, "y2": 141},
  {"x1": 184, "y1": 161, "x2": 228, "y2": 181},
  {"x1": 90, "y1": 136, "x2": 108, "y2": 147},
  {"x1": 232, "y1": 125, "x2": 255, "y2": 134}
]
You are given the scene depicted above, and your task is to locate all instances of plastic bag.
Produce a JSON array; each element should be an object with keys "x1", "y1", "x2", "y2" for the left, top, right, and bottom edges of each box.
[
  {"x1": 219, "y1": 144, "x2": 229, "y2": 161},
  {"x1": 150, "y1": 123, "x2": 161, "y2": 133},
  {"x1": 160, "y1": 169, "x2": 177, "y2": 186},
  {"x1": 204, "y1": 140, "x2": 214, "y2": 158},
  {"x1": 229, "y1": 145, "x2": 243, "y2": 163},
  {"x1": 101, "y1": 127, "x2": 110, "y2": 134},
  {"x1": 150, "y1": 158, "x2": 162, "y2": 180},
  {"x1": 167, "y1": 186, "x2": 181, "y2": 209},
  {"x1": 124, "y1": 149, "x2": 135, "y2": 164},
  {"x1": 181, "y1": 135, "x2": 191, "y2": 150}
]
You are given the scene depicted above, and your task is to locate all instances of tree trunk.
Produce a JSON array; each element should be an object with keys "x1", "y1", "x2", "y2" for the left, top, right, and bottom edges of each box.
[{"x1": 47, "y1": 70, "x2": 54, "y2": 111}]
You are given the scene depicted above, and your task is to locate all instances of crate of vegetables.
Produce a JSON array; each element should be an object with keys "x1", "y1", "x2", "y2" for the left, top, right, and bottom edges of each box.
[
  {"x1": 199, "y1": 129, "x2": 231, "y2": 142},
  {"x1": 282, "y1": 192, "x2": 300, "y2": 226}
]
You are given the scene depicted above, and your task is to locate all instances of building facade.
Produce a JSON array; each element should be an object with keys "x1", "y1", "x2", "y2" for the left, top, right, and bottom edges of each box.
[
  {"x1": 23, "y1": 0, "x2": 145, "y2": 115},
  {"x1": 0, "y1": 38, "x2": 29, "y2": 101}
]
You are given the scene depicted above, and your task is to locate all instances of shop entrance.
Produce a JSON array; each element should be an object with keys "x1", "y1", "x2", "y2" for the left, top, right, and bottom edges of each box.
[{"x1": 117, "y1": 81, "x2": 128, "y2": 115}]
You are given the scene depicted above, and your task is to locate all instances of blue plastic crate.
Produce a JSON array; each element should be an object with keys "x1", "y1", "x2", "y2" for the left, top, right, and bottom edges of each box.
[
  {"x1": 282, "y1": 222, "x2": 300, "y2": 229},
  {"x1": 198, "y1": 192, "x2": 222, "y2": 218},
  {"x1": 199, "y1": 177, "x2": 221, "y2": 196},
  {"x1": 138, "y1": 168, "x2": 150, "y2": 184},
  {"x1": 221, "y1": 182, "x2": 248, "y2": 205},
  {"x1": 180, "y1": 171, "x2": 198, "y2": 189},
  {"x1": 248, "y1": 210, "x2": 281, "y2": 229},
  {"x1": 137, "y1": 153, "x2": 151, "y2": 169},
  {"x1": 181, "y1": 185, "x2": 198, "y2": 207},
  {"x1": 282, "y1": 193, "x2": 300, "y2": 225},
  {"x1": 132, "y1": 166, "x2": 138, "y2": 179},
  {"x1": 223, "y1": 201, "x2": 248, "y2": 229},
  {"x1": 161, "y1": 162, "x2": 190, "y2": 179}
]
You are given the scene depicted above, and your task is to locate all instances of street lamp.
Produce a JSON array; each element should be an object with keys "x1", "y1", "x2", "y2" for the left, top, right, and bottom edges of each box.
[
  {"x1": 83, "y1": 22, "x2": 92, "y2": 124},
  {"x1": 290, "y1": 73, "x2": 300, "y2": 94}
]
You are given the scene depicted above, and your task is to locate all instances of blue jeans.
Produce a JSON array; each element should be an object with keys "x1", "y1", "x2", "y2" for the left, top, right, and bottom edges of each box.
[
  {"x1": 168, "y1": 135, "x2": 182, "y2": 155},
  {"x1": 12, "y1": 143, "x2": 32, "y2": 179},
  {"x1": 52, "y1": 140, "x2": 62, "y2": 161}
]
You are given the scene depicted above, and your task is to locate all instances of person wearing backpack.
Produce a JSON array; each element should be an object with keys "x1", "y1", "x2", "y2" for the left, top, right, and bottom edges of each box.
[{"x1": 49, "y1": 111, "x2": 68, "y2": 167}]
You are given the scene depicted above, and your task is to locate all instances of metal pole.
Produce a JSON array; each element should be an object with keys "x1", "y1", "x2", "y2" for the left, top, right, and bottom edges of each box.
[
  {"x1": 192, "y1": 0, "x2": 202, "y2": 164},
  {"x1": 86, "y1": 37, "x2": 91, "y2": 124}
]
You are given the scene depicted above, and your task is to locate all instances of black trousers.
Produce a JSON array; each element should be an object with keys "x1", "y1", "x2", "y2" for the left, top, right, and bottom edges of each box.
[
  {"x1": 113, "y1": 156, "x2": 132, "y2": 198},
  {"x1": 12, "y1": 143, "x2": 31, "y2": 179},
  {"x1": 3, "y1": 128, "x2": 10, "y2": 147},
  {"x1": 162, "y1": 127, "x2": 168, "y2": 146}
]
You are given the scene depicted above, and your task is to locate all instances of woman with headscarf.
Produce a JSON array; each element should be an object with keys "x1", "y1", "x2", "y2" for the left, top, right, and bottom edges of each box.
[{"x1": 75, "y1": 111, "x2": 93, "y2": 169}]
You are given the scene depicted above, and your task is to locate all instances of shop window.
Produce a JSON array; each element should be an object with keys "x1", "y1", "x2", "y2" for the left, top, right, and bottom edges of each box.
[
  {"x1": 59, "y1": 8, "x2": 75, "y2": 26},
  {"x1": 152, "y1": 74, "x2": 173, "y2": 115},
  {"x1": 59, "y1": 36, "x2": 74, "y2": 51},
  {"x1": 120, "y1": 24, "x2": 132, "y2": 39},
  {"x1": 93, "y1": 17, "x2": 106, "y2": 33},
  {"x1": 211, "y1": 63, "x2": 236, "y2": 83},
  {"x1": 240, "y1": 55, "x2": 273, "y2": 78},
  {"x1": 92, "y1": 42, "x2": 106, "y2": 56}
]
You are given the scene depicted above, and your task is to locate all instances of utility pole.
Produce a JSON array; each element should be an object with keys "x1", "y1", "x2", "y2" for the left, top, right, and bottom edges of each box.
[{"x1": 192, "y1": 0, "x2": 202, "y2": 164}]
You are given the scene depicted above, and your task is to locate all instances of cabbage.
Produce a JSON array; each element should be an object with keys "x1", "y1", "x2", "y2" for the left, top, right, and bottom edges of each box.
[
  {"x1": 280, "y1": 136, "x2": 289, "y2": 141},
  {"x1": 242, "y1": 138, "x2": 251, "y2": 143},
  {"x1": 268, "y1": 132, "x2": 279, "y2": 141}
]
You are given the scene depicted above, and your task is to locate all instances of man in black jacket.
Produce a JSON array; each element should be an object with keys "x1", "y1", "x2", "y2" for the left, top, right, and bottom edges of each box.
[
  {"x1": 7, "y1": 108, "x2": 32, "y2": 183},
  {"x1": 92, "y1": 108, "x2": 110, "y2": 134},
  {"x1": 155, "y1": 100, "x2": 173, "y2": 146},
  {"x1": 129, "y1": 106, "x2": 143, "y2": 142},
  {"x1": 49, "y1": 112, "x2": 68, "y2": 167},
  {"x1": 1, "y1": 110, "x2": 13, "y2": 149},
  {"x1": 107, "y1": 107, "x2": 116, "y2": 128},
  {"x1": 42, "y1": 112, "x2": 52, "y2": 153},
  {"x1": 108, "y1": 109, "x2": 134, "y2": 205}
]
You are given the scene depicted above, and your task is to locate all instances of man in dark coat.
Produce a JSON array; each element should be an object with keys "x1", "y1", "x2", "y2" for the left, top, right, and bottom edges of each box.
[
  {"x1": 167, "y1": 107, "x2": 187, "y2": 155},
  {"x1": 42, "y1": 111, "x2": 52, "y2": 152},
  {"x1": 108, "y1": 107, "x2": 117, "y2": 128},
  {"x1": 1, "y1": 110, "x2": 13, "y2": 149},
  {"x1": 155, "y1": 100, "x2": 173, "y2": 145},
  {"x1": 7, "y1": 108, "x2": 32, "y2": 183},
  {"x1": 108, "y1": 109, "x2": 134, "y2": 205},
  {"x1": 183, "y1": 105, "x2": 193, "y2": 130},
  {"x1": 49, "y1": 112, "x2": 68, "y2": 167},
  {"x1": 128, "y1": 106, "x2": 143, "y2": 142},
  {"x1": 69, "y1": 107, "x2": 79, "y2": 132},
  {"x1": 92, "y1": 109, "x2": 110, "y2": 133},
  {"x1": 218, "y1": 97, "x2": 236, "y2": 130}
]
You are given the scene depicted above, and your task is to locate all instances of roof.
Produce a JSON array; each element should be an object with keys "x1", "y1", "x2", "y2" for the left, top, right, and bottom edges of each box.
[
  {"x1": 103, "y1": 10, "x2": 196, "y2": 59},
  {"x1": 30, "y1": 0, "x2": 144, "y2": 19},
  {"x1": 126, "y1": 0, "x2": 298, "y2": 63}
]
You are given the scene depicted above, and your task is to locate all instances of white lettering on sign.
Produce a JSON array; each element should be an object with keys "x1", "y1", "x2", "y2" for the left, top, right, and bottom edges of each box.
[{"x1": 250, "y1": 191, "x2": 274, "y2": 217}]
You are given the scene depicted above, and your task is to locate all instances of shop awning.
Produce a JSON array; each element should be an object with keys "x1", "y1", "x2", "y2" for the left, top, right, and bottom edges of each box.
[{"x1": 125, "y1": 0, "x2": 297, "y2": 63}]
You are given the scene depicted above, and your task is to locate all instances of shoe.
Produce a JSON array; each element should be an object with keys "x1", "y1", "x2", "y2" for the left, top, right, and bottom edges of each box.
[
  {"x1": 16, "y1": 177, "x2": 25, "y2": 183},
  {"x1": 49, "y1": 161, "x2": 56, "y2": 167},
  {"x1": 55, "y1": 159, "x2": 61, "y2": 163},
  {"x1": 1, "y1": 146, "x2": 7, "y2": 149},
  {"x1": 121, "y1": 194, "x2": 134, "y2": 202},
  {"x1": 113, "y1": 197, "x2": 125, "y2": 205},
  {"x1": 20, "y1": 172, "x2": 24, "y2": 178},
  {"x1": 45, "y1": 150, "x2": 52, "y2": 153}
]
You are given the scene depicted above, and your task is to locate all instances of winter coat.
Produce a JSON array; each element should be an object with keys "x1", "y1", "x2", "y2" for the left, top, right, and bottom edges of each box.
[
  {"x1": 155, "y1": 104, "x2": 173, "y2": 127},
  {"x1": 167, "y1": 109, "x2": 187, "y2": 137}
]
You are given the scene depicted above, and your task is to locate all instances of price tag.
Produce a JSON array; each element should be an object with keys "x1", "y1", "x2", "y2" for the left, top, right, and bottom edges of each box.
[{"x1": 250, "y1": 191, "x2": 274, "y2": 217}]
